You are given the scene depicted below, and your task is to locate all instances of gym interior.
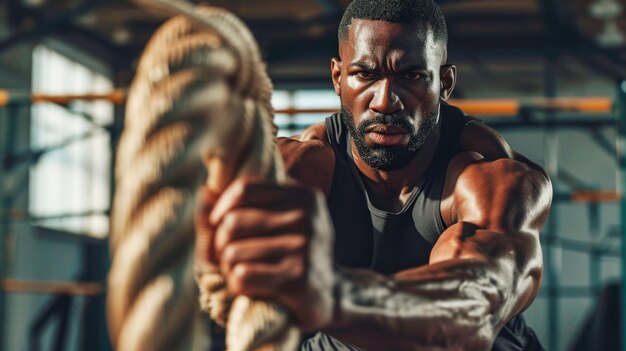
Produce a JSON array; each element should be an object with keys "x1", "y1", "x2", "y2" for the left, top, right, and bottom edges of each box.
[{"x1": 0, "y1": 0, "x2": 625, "y2": 350}]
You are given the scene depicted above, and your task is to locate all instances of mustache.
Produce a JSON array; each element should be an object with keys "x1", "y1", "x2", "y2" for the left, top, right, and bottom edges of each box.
[{"x1": 357, "y1": 114, "x2": 416, "y2": 134}]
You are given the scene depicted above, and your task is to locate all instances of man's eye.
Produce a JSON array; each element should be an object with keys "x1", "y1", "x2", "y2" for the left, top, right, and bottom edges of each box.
[
  {"x1": 356, "y1": 71, "x2": 375, "y2": 79},
  {"x1": 400, "y1": 72, "x2": 423, "y2": 80},
  {"x1": 399, "y1": 71, "x2": 424, "y2": 80}
]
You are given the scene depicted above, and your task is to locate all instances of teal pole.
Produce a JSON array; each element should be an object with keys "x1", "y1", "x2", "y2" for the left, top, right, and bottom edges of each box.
[
  {"x1": 618, "y1": 80, "x2": 626, "y2": 351},
  {"x1": 0, "y1": 105, "x2": 17, "y2": 350}
]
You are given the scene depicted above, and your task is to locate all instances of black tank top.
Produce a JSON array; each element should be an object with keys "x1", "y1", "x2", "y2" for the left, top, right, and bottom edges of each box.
[
  {"x1": 300, "y1": 103, "x2": 544, "y2": 351},
  {"x1": 325, "y1": 103, "x2": 468, "y2": 274}
]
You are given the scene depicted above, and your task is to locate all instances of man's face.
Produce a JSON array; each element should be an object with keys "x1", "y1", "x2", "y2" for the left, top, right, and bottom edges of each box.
[{"x1": 331, "y1": 19, "x2": 453, "y2": 171}]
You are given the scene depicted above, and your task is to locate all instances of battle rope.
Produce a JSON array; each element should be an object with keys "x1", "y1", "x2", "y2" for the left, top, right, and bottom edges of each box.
[{"x1": 108, "y1": 4, "x2": 299, "y2": 350}]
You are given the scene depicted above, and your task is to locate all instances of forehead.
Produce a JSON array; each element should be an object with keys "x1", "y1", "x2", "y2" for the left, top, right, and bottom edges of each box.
[{"x1": 342, "y1": 19, "x2": 443, "y2": 67}]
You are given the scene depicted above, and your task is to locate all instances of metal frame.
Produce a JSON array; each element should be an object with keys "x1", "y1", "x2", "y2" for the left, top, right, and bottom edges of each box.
[
  {"x1": 0, "y1": 92, "x2": 117, "y2": 351},
  {"x1": 618, "y1": 80, "x2": 626, "y2": 351}
]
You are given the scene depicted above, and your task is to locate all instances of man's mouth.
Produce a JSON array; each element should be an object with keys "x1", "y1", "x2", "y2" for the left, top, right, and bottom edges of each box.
[
  {"x1": 364, "y1": 124, "x2": 408, "y2": 134},
  {"x1": 364, "y1": 124, "x2": 409, "y2": 146}
]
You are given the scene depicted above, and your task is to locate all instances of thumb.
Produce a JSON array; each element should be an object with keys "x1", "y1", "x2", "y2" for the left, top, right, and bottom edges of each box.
[{"x1": 194, "y1": 185, "x2": 220, "y2": 263}]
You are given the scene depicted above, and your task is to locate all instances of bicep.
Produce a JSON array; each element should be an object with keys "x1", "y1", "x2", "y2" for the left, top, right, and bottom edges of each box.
[
  {"x1": 432, "y1": 159, "x2": 550, "y2": 263},
  {"x1": 452, "y1": 158, "x2": 551, "y2": 235},
  {"x1": 430, "y1": 159, "x2": 551, "y2": 313}
]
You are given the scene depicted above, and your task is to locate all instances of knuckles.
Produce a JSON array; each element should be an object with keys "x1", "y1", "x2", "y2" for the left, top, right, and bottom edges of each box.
[
  {"x1": 230, "y1": 178, "x2": 257, "y2": 204},
  {"x1": 234, "y1": 177, "x2": 318, "y2": 208},
  {"x1": 220, "y1": 212, "x2": 240, "y2": 238},
  {"x1": 228, "y1": 264, "x2": 253, "y2": 295},
  {"x1": 220, "y1": 244, "x2": 239, "y2": 268}
]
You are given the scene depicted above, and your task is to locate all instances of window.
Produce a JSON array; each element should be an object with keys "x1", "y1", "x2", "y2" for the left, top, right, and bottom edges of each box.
[
  {"x1": 29, "y1": 44, "x2": 113, "y2": 238},
  {"x1": 272, "y1": 89, "x2": 339, "y2": 137}
]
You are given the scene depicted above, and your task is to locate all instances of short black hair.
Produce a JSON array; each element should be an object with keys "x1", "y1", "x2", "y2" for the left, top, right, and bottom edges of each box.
[{"x1": 338, "y1": 0, "x2": 447, "y2": 45}]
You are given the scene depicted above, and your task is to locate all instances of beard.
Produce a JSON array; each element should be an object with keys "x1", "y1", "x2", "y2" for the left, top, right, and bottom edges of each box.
[{"x1": 341, "y1": 105, "x2": 438, "y2": 171}]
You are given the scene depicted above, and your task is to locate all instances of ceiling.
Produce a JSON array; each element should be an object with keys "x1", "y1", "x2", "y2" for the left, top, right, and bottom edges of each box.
[{"x1": 2, "y1": 0, "x2": 625, "y2": 95}]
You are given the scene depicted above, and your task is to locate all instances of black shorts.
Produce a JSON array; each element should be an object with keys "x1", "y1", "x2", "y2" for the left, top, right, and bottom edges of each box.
[{"x1": 299, "y1": 315, "x2": 545, "y2": 351}]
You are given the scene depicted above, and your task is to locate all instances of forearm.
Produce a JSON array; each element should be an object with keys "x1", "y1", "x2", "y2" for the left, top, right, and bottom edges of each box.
[{"x1": 326, "y1": 260, "x2": 509, "y2": 350}]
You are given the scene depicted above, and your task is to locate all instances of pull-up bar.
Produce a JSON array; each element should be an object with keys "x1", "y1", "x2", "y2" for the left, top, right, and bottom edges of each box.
[
  {"x1": 0, "y1": 89, "x2": 615, "y2": 117},
  {"x1": 570, "y1": 190, "x2": 621, "y2": 203},
  {"x1": 450, "y1": 97, "x2": 613, "y2": 116},
  {"x1": 1, "y1": 279, "x2": 103, "y2": 296},
  {"x1": 0, "y1": 89, "x2": 126, "y2": 106}
]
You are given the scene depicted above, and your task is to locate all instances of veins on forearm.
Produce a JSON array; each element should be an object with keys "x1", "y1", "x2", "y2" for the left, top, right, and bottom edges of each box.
[{"x1": 328, "y1": 261, "x2": 505, "y2": 348}]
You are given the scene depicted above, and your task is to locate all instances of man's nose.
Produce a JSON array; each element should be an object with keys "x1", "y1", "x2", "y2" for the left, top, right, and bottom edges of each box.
[{"x1": 369, "y1": 78, "x2": 403, "y2": 115}]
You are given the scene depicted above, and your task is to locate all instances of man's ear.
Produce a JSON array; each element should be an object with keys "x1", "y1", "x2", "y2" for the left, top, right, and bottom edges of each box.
[
  {"x1": 439, "y1": 64, "x2": 457, "y2": 101},
  {"x1": 331, "y1": 57, "x2": 342, "y2": 96}
]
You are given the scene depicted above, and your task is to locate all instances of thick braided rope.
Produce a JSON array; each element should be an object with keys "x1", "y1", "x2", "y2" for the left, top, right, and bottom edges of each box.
[{"x1": 108, "y1": 6, "x2": 299, "y2": 351}]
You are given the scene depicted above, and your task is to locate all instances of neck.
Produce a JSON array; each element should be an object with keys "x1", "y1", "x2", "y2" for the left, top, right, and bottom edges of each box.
[{"x1": 352, "y1": 120, "x2": 441, "y2": 211}]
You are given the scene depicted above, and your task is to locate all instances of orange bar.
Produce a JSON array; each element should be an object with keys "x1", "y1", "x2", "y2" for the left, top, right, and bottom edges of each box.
[
  {"x1": 30, "y1": 89, "x2": 126, "y2": 105},
  {"x1": 449, "y1": 99, "x2": 520, "y2": 116},
  {"x1": 1, "y1": 279, "x2": 103, "y2": 296},
  {"x1": 571, "y1": 190, "x2": 620, "y2": 203},
  {"x1": 0, "y1": 90, "x2": 8, "y2": 107},
  {"x1": 0, "y1": 92, "x2": 614, "y2": 116},
  {"x1": 534, "y1": 97, "x2": 613, "y2": 114},
  {"x1": 275, "y1": 101, "x2": 523, "y2": 117},
  {"x1": 275, "y1": 98, "x2": 611, "y2": 117},
  {"x1": 0, "y1": 208, "x2": 26, "y2": 220}
]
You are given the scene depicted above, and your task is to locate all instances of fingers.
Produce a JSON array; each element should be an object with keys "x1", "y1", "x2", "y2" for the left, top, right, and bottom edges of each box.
[
  {"x1": 194, "y1": 178, "x2": 336, "y2": 332},
  {"x1": 214, "y1": 208, "x2": 311, "y2": 258},
  {"x1": 195, "y1": 177, "x2": 315, "y2": 264},
  {"x1": 209, "y1": 177, "x2": 314, "y2": 226},
  {"x1": 219, "y1": 235, "x2": 307, "y2": 276},
  {"x1": 195, "y1": 186, "x2": 219, "y2": 261},
  {"x1": 195, "y1": 177, "x2": 320, "y2": 304},
  {"x1": 226, "y1": 254, "x2": 305, "y2": 298}
]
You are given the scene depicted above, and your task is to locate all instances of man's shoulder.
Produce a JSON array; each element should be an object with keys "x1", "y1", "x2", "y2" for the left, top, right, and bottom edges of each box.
[
  {"x1": 441, "y1": 151, "x2": 551, "y2": 228},
  {"x1": 298, "y1": 122, "x2": 330, "y2": 142},
  {"x1": 447, "y1": 124, "x2": 549, "y2": 196},
  {"x1": 276, "y1": 122, "x2": 332, "y2": 155},
  {"x1": 277, "y1": 122, "x2": 335, "y2": 196},
  {"x1": 439, "y1": 112, "x2": 550, "y2": 226},
  {"x1": 452, "y1": 109, "x2": 548, "y2": 177},
  {"x1": 449, "y1": 152, "x2": 546, "y2": 182},
  {"x1": 457, "y1": 116, "x2": 513, "y2": 160}
]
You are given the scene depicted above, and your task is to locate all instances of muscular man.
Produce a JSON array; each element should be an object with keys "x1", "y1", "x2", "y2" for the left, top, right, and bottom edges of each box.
[{"x1": 195, "y1": 0, "x2": 552, "y2": 349}]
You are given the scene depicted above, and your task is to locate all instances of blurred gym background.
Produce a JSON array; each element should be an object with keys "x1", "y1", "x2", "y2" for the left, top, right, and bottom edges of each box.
[{"x1": 0, "y1": 0, "x2": 625, "y2": 350}]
